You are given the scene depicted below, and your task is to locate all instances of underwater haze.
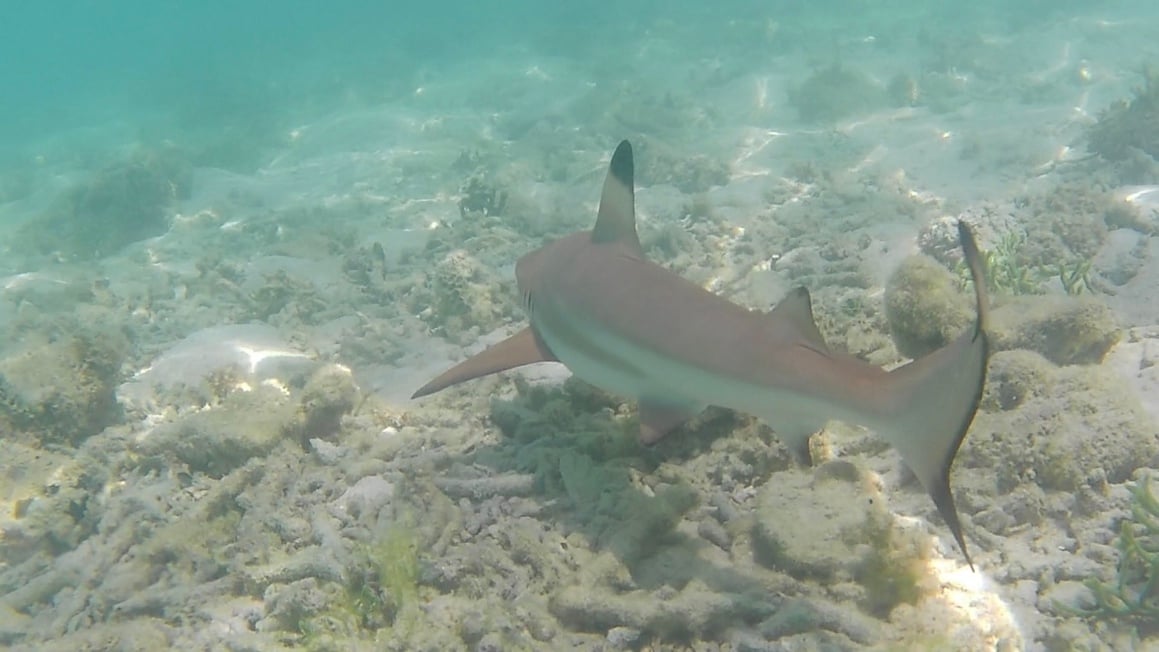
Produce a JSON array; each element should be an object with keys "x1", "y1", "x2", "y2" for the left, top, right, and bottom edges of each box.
[{"x1": 2, "y1": 1, "x2": 1159, "y2": 650}]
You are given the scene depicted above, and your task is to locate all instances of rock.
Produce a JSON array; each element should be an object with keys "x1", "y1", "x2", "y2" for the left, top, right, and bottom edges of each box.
[
  {"x1": 309, "y1": 438, "x2": 345, "y2": 464},
  {"x1": 698, "y1": 518, "x2": 732, "y2": 551},
  {"x1": 751, "y1": 462, "x2": 887, "y2": 580},
  {"x1": 137, "y1": 385, "x2": 297, "y2": 477},
  {"x1": 333, "y1": 475, "x2": 396, "y2": 519},
  {"x1": 1040, "y1": 619, "x2": 1105, "y2": 651},
  {"x1": 13, "y1": 145, "x2": 189, "y2": 261},
  {"x1": 242, "y1": 547, "x2": 345, "y2": 594},
  {"x1": 759, "y1": 597, "x2": 879, "y2": 645},
  {"x1": 990, "y1": 296, "x2": 1120, "y2": 365},
  {"x1": 1110, "y1": 185, "x2": 1159, "y2": 234},
  {"x1": 886, "y1": 585, "x2": 1024, "y2": 651},
  {"x1": 982, "y1": 349, "x2": 1054, "y2": 411},
  {"x1": 295, "y1": 363, "x2": 358, "y2": 441},
  {"x1": 1094, "y1": 228, "x2": 1149, "y2": 286},
  {"x1": 259, "y1": 577, "x2": 334, "y2": 632},
  {"x1": 1039, "y1": 580, "x2": 1097, "y2": 616},
  {"x1": 117, "y1": 323, "x2": 317, "y2": 413},
  {"x1": 434, "y1": 473, "x2": 537, "y2": 500},
  {"x1": 787, "y1": 63, "x2": 888, "y2": 124},
  {"x1": 12, "y1": 619, "x2": 176, "y2": 652},
  {"x1": 972, "y1": 507, "x2": 1016, "y2": 535},
  {"x1": 969, "y1": 353, "x2": 1159, "y2": 491},
  {"x1": 548, "y1": 579, "x2": 774, "y2": 639},
  {"x1": 292, "y1": 365, "x2": 354, "y2": 442},
  {"x1": 752, "y1": 461, "x2": 940, "y2": 618}
]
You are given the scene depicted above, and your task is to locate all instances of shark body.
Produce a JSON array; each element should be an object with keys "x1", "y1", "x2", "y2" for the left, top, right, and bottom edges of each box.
[{"x1": 413, "y1": 140, "x2": 991, "y2": 567}]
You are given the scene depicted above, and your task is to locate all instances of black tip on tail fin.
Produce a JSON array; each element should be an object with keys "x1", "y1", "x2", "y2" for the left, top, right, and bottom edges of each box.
[
  {"x1": 886, "y1": 220, "x2": 990, "y2": 571},
  {"x1": 949, "y1": 218, "x2": 989, "y2": 571},
  {"x1": 933, "y1": 477, "x2": 974, "y2": 571}
]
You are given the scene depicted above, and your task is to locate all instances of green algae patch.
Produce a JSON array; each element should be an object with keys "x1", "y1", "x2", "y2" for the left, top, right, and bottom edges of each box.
[
  {"x1": 0, "y1": 328, "x2": 128, "y2": 447},
  {"x1": 989, "y1": 296, "x2": 1120, "y2": 366},
  {"x1": 981, "y1": 349, "x2": 1054, "y2": 412},
  {"x1": 294, "y1": 364, "x2": 359, "y2": 442},
  {"x1": 367, "y1": 519, "x2": 421, "y2": 623},
  {"x1": 294, "y1": 515, "x2": 440, "y2": 652},
  {"x1": 13, "y1": 145, "x2": 190, "y2": 261},
  {"x1": 851, "y1": 513, "x2": 934, "y2": 619},
  {"x1": 884, "y1": 254, "x2": 973, "y2": 358},
  {"x1": 1068, "y1": 472, "x2": 1159, "y2": 630},
  {"x1": 1087, "y1": 63, "x2": 1159, "y2": 163}
]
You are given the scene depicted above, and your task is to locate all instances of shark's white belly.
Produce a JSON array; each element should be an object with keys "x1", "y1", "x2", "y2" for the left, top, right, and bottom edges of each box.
[{"x1": 532, "y1": 307, "x2": 842, "y2": 437}]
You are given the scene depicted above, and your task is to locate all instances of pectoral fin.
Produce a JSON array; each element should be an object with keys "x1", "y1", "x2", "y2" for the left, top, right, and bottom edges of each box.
[{"x1": 412, "y1": 327, "x2": 557, "y2": 398}]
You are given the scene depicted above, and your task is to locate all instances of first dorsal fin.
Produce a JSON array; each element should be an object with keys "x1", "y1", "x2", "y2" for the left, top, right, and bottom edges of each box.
[
  {"x1": 767, "y1": 287, "x2": 829, "y2": 352},
  {"x1": 591, "y1": 140, "x2": 642, "y2": 253}
]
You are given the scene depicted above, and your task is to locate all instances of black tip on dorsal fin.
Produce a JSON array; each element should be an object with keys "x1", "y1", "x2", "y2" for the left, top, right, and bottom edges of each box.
[
  {"x1": 609, "y1": 139, "x2": 634, "y2": 189},
  {"x1": 592, "y1": 140, "x2": 642, "y2": 253}
]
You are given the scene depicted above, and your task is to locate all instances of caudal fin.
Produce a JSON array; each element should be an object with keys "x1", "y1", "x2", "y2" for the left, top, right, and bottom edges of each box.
[{"x1": 883, "y1": 221, "x2": 990, "y2": 568}]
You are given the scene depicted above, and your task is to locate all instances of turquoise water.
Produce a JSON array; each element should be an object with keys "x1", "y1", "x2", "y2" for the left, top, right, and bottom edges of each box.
[
  {"x1": 1, "y1": 1, "x2": 1159, "y2": 650},
  {"x1": 0, "y1": 2, "x2": 1132, "y2": 161},
  {"x1": 1, "y1": 3, "x2": 520, "y2": 162}
]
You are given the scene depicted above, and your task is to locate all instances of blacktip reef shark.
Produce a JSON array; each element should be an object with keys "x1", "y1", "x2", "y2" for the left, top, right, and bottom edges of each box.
[{"x1": 413, "y1": 140, "x2": 991, "y2": 568}]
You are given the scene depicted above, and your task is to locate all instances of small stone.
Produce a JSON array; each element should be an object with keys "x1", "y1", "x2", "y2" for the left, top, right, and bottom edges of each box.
[
  {"x1": 475, "y1": 632, "x2": 504, "y2": 652},
  {"x1": 334, "y1": 475, "x2": 395, "y2": 518},
  {"x1": 972, "y1": 507, "x2": 1015, "y2": 535},
  {"x1": 260, "y1": 578, "x2": 331, "y2": 632},
  {"x1": 606, "y1": 626, "x2": 641, "y2": 649},
  {"x1": 0, "y1": 600, "x2": 30, "y2": 645},
  {"x1": 1039, "y1": 581, "x2": 1096, "y2": 616},
  {"x1": 309, "y1": 438, "x2": 344, "y2": 464},
  {"x1": 698, "y1": 519, "x2": 732, "y2": 550}
]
